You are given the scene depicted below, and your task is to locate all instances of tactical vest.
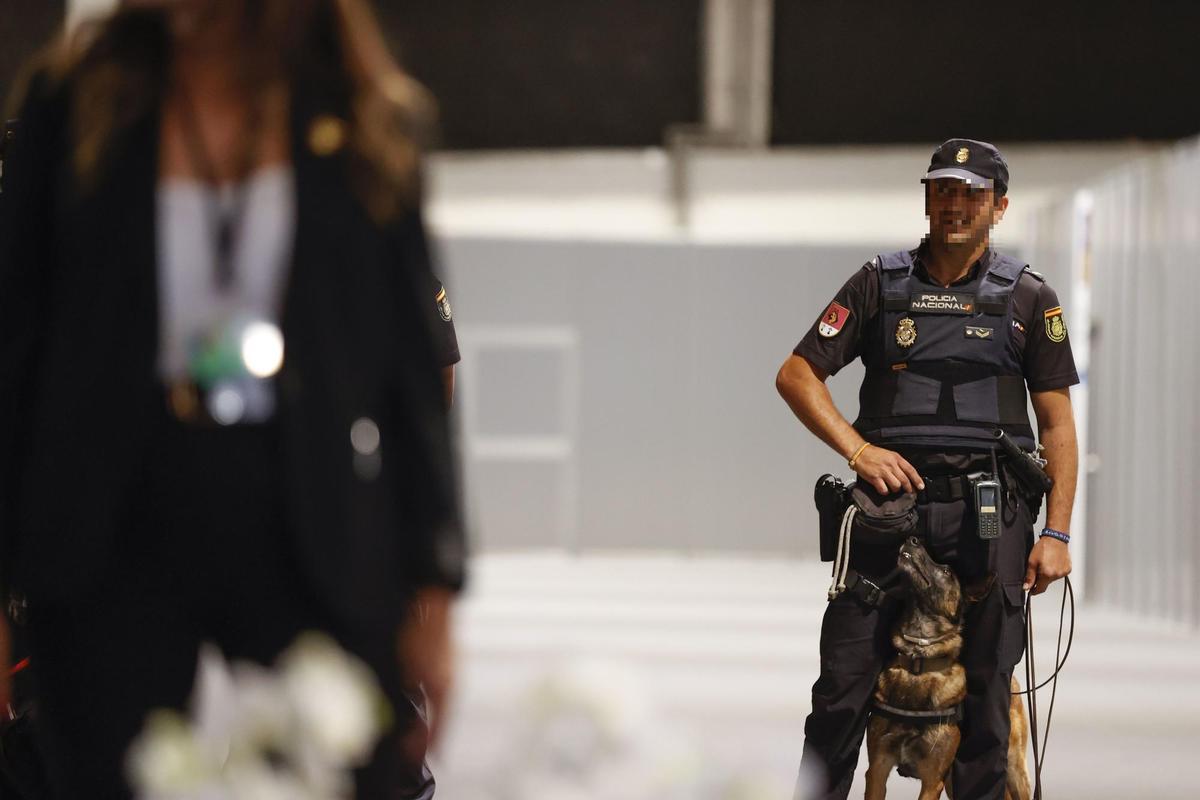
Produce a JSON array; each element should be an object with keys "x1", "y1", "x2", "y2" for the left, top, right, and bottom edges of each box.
[{"x1": 853, "y1": 249, "x2": 1037, "y2": 450}]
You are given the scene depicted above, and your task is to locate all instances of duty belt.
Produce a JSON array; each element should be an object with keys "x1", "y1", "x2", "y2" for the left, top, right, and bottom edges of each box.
[
  {"x1": 842, "y1": 569, "x2": 905, "y2": 609},
  {"x1": 917, "y1": 474, "x2": 974, "y2": 503}
]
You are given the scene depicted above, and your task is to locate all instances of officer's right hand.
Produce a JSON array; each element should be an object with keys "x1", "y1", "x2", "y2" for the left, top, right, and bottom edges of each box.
[{"x1": 851, "y1": 445, "x2": 925, "y2": 495}]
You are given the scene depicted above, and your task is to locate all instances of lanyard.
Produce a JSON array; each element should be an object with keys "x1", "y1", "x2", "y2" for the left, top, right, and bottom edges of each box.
[{"x1": 173, "y1": 77, "x2": 264, "y2": 291}]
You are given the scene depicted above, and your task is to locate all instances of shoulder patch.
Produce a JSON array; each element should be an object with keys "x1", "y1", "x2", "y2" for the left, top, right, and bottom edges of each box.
[
  {"x1": 436, "y1": 286, "x2": 453, "y2": 322},
  {"x1": 818, "y1": 301, "x2": 851, "y2": 338},
  {"x1": 1043, "y1": 306, "x2": 1066, "y2": 343}
]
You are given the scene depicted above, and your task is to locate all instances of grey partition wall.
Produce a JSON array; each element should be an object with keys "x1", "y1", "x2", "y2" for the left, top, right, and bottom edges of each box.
[
  {"x1": 1028, "y1": 137, "x2": 1200, "y2": 626},
  {"x1": 1086, "y1": 140, "x2": 1200, "y2": 626},
  {"x1": 441, "y1": 237, "x2": 902, "y2": 556}
]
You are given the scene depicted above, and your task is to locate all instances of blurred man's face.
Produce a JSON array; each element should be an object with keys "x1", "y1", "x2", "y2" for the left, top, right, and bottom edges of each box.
[{"x1": 924, "y1": 178, "x2": 1007, "y2": 247}]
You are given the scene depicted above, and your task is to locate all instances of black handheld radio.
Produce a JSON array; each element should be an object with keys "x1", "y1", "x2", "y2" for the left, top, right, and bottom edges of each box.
[{"x1": 974, "y1": 477, "x2": 1002, "y2": 539}]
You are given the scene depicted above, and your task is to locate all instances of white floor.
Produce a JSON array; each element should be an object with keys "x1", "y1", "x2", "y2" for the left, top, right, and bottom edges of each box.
[{"x1": 432, "y1": 553, "x2": 1200, "y2": 800}]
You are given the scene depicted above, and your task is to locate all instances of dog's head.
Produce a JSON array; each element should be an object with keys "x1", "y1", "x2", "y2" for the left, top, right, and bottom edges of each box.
[{"x1": 897, "y1": 537, "x2": 963, "y2": 624}]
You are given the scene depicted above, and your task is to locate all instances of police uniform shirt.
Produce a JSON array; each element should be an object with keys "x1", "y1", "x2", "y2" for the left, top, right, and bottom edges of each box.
[
  {"x1": 430, "y1": 275, "x2": 460, "y2": 368},
  {"x1": 794, "y1": 244, "x2": 1079, "y2": 470}
]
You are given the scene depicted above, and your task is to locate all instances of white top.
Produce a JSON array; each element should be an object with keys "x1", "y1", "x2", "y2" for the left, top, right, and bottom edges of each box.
[{"x1": 156, "y1": 165, "x2": 296, "y2": 381}]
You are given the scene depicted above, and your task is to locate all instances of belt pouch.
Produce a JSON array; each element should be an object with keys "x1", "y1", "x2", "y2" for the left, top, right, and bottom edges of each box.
[{"x1": 849, "y1": 481, "x2": 919, "y2": 547}]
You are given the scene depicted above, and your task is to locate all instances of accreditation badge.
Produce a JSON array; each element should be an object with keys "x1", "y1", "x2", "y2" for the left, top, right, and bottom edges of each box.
[
  {"x1": 182, "y1": 313, "x2": 284, "y2": 425},
  {"x1": 1044, "y1": 306, "x2": 1067, "y2": 343}
]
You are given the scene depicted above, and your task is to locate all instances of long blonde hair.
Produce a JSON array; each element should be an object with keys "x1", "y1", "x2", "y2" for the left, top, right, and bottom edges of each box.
[{"x1": 13, "y1": 0, "x2": 431, "y2": 222}]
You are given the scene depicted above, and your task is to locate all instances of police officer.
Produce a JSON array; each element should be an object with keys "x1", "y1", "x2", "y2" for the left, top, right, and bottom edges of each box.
[
  {"x1": 431, "y1": 275, "x2": 461, "y2": 403},
  {"x1": 776, "y1": 139, "x2": 1077, "y2": 799}
]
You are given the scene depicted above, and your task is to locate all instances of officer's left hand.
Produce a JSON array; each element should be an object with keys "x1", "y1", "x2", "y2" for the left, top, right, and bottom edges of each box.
[{"x1": 1024, "y1": 538, "x2": 1071, "y2": 595}]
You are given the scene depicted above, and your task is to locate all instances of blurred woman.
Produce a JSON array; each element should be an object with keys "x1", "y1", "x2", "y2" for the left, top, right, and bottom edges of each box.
[{"x1": 0, "y1": 1, "x2": 464, "y2": 797}]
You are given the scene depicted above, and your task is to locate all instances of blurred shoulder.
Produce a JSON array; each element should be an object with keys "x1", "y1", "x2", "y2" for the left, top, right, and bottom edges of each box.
[{"x1": 5, "y1": 61, "x2": 69, "y2": 123}]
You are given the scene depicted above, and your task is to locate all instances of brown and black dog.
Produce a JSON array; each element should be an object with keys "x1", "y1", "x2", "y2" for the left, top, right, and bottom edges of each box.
[{"x1": 864, "y1": 537, "x2": 1030, "y2": 800}]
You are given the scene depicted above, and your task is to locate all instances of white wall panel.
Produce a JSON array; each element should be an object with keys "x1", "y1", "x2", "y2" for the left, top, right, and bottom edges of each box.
[
  {"x1": 443, "y1": 237, "x2": 905, "y2": 556},
  {"x1": 1029, "y1": 137, "x2": 1200, "y2": 627}
]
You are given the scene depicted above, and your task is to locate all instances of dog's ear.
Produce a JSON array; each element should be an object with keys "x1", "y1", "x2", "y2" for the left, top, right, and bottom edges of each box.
[{"x1": 962, "y1": 572, "x2": 997, "y2": 605}]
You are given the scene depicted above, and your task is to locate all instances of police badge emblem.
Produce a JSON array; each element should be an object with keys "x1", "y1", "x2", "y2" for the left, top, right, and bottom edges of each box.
[
  {"x1": 1044, "y1": 306, "x2": 1066, "y2": 343},
  {"x1": 895, "y1": 317, "x2": 917, "y2": 348},
  {"x1": 955, "y1": 147, "x2": 970, "y2": 164},
  {"x1": 436, "y1": 287, "x2": 453, "y2": 322}
]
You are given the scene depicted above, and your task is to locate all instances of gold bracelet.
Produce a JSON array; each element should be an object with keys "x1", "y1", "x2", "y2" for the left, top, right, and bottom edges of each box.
[{"x1": 848, "y1": 442, "x2": 871, "y2": 468}]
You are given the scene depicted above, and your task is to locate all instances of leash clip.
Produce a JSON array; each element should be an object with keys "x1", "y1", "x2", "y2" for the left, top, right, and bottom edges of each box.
[{"x1": 859, "y1": 576, "x2": 883, "y2": 607}]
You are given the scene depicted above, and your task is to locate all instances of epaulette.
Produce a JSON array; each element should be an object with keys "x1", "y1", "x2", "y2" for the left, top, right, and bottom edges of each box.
[
  {"x1": 876, "y1": 250, "x2": 915, "y2": 272},
  {"x1": 1022, "y1": 266, "x2": 1046, "y2": 282}
]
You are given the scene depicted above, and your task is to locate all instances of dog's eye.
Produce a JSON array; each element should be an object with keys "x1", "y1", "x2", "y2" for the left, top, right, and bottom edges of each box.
[{"x1": 941, "y1": 566, "x2": 951, "y2": 575}]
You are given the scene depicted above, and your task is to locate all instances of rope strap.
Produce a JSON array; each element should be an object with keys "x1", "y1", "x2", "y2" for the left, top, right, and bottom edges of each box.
[{"x1": 827, "y1": 505, "x2": 857, "y2": 600}]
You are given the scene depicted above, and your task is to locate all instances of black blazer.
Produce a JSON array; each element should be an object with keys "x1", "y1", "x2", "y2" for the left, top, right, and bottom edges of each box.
[{"x1": 0, "y1": 72, "x2": 464, "y2": 630}]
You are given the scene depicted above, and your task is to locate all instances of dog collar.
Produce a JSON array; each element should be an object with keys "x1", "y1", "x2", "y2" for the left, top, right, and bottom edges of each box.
[
  {"x1": 895, "y1": 652, "x2": 957, "y2": 675},
  {"x1": 901, "y1": 630, "x2": 957, "y2": 647}
]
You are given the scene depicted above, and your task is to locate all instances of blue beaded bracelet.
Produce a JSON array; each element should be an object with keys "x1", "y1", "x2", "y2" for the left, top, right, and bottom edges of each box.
[{"x1": 1040, "y1": 527, "x2": 1070, "y2": 545}]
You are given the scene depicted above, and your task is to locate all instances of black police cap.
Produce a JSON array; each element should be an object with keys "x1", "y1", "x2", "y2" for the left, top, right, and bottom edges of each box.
[{"x1": 923, "y1": 138, "x2": 1009, "y2": 196}]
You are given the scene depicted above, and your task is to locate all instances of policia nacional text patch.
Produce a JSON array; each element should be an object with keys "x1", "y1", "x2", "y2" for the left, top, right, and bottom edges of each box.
[
  {"x1": 1044, "y1": 306, "x2": 1067, "y2": 342},
  {"x1": 909, "y1": 292, "x2": 974, "y2": 314}
]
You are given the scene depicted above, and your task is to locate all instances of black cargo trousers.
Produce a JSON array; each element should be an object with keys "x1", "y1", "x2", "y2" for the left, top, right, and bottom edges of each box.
[{"x1": 797, "y1": 482, "x2": 1034, "y2": 800}]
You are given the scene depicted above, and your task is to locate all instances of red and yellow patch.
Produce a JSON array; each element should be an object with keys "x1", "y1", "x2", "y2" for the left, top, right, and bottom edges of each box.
[{"x1": 818, "y1": 301, "x2": 851, "y2": 338}]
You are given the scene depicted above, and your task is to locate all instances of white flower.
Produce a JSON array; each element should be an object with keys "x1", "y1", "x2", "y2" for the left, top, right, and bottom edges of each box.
[
  {"x1": 128, "y1": 634, "x2": 390, "y2": 800},
  {"x1": 529, "y1": 658, "x2": 654, "y2": 752},
  {"x1": 125, "y1": 710, "x2": 215, "y2": 794},
  {"x1": 223, "y1": 759, "x2": 320, "y2": 800},
  {"x1": 225, "y1": 661, "x2": 294, "y2": 758},
  {"x1": 499, "y1": 657, "x2": 708, "y2": 800},
  {"x1": 279, "y1": 632, "x2": 388, "y2": 767}
]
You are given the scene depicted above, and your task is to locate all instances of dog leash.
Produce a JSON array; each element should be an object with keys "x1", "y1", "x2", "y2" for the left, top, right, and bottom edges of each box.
[{"x1": 1016, "y1": 575, "x2": 1075, "y2": 800}]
